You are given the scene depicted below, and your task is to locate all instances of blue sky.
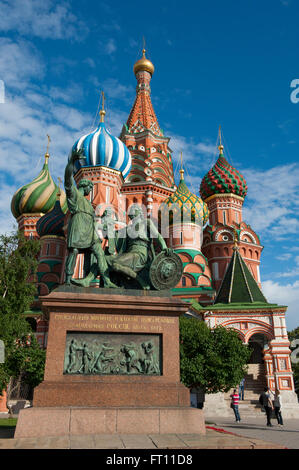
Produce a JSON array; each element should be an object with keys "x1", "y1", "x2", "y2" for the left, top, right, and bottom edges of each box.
[{"x1": 0, "y1": 0, "x2": 298, "y2": 329}]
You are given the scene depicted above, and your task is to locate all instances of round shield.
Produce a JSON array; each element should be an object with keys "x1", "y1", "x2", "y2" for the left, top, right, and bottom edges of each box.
[{"x1": 150, "y1": 251, "x2": 183, "y2": 290}]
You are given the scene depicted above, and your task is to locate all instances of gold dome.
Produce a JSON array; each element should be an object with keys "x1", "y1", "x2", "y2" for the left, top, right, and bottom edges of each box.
[{"x1": 133, "y1": 49, "x2": 155, "y2": 76}]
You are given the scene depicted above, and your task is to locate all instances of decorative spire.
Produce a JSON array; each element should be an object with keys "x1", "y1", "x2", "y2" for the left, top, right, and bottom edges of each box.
[
  {"x1": 233, "y1": 228, "x2": 239, "y2": 250},
  {"x1": 99, "y1": 91, "x2": 106, "y2": 123},
  {"x1": 218, "y1": 125, "x2": 224, "y2": 154},
  {"x1": 126, "y1": 48, "x2": 161, "y2": 136},
  {"x1": 179, "y1": 152, "x2": 184, "y2": 180},
  {"x1": 45, "y1": 134, "x2": 51, "y2": 163},
  {"x1": 215, "y1": 248, "x2": 268, "y2": 305}
]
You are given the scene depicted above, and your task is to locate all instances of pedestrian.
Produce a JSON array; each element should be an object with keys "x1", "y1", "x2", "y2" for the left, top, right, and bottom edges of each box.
[
  {"x1": 273, "y1": 390, "x2": 284, "y2": 426},
  {"x1": 230, "y1": 388, "x2": 241, "y2": 422},
  {"x1": 259, "y1": 387, "x2": 274, "y2": 427},
  {"x1": 239, "y1": 378, "x2": 245, "y2": 400}
]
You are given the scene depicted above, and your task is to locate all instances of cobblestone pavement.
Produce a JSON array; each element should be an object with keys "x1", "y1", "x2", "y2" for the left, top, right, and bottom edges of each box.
[{"x1": 205, "y1": 415, "x2": 299, "y2": 449}]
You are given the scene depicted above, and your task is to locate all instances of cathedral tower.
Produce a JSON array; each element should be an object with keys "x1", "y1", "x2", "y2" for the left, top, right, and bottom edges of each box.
[
  {"x1": 120, "y1": 49, "x2": 175, "y2": 219},
  {"x1": 200, "y1": 133, "x2": 263, "y2": 291}
]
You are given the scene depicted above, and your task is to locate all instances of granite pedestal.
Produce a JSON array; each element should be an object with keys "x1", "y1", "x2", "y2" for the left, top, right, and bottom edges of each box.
[{"x1": 15, "y1": 286, "x2": 205, "y2": 438}]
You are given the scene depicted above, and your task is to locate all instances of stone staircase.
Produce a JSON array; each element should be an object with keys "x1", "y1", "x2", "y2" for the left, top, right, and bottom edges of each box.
[{"x1": 225, "y1": 364, "x2": 267, "y2": 417}]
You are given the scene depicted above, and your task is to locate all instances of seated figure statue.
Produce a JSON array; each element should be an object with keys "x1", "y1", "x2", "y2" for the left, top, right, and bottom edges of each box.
[{"x1": 106, "y1": 204, "x2": 172, "y2": 290}]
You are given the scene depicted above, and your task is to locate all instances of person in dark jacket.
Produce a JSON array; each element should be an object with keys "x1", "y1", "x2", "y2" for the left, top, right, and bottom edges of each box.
[{"x1": 259, "y1": 387, "x2": 274, "y2": 427}]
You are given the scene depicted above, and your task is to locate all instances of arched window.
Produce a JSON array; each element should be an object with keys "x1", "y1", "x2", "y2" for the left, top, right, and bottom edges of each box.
[{"x1": 212, "y1": 262, "x2": 219, "y2": 280}]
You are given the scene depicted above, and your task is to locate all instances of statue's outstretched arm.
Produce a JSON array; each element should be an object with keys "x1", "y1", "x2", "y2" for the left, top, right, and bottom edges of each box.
[
  {"x1": 64, "y1": 149, "x2": 85, "y2": 188},
  {"x1": 148, "y1": 220, "x2": 171, "y2": 254}
]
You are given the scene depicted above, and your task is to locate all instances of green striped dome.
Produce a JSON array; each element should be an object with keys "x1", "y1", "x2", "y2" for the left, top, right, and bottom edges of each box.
[
  {"x1": 11, "y1": 155, "x2": 67, "y2": 219},
  {"x1": 160, "y1": 170, "x2": 209, "y2": 227}
]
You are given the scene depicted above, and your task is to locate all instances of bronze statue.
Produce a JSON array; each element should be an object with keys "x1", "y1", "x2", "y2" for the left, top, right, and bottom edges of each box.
[
  {"x1": 106, "y1": 204, "x2": 172, "y2": 290},
  {"x1": 64, "y1": 149, "x2": 117, "y2": 288},
  {"x1": 64, "y1": 148, "x2": 183, "y2": 290}
]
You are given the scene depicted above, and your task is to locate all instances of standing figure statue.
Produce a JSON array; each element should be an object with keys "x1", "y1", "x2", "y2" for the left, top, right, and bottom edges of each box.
[
  {"x1": 64, "y1": 149, "x2": 117, "y2": 288},
  {"x1": 66, "y1": 339, "x2": 81, "y2": 374},
  {"x1": 97, "y1": 207, "x2": 118, "y2": 255},
  {"x1": 78, "y1": 343, "x2": 92, "y2": 374},
  {"x1": 141, "y1": 341, "x2": 159, "y2": 374}
]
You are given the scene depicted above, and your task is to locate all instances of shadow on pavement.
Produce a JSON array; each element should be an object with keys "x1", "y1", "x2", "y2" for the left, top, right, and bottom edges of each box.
[{"x1": 0, "y1": 427, "x2": 16, "y2": 439}]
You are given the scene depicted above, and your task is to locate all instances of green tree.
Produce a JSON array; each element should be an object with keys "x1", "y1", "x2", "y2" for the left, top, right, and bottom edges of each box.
[
  {"x1": 288, "y1": 327, "x2": 299, "y2": 397},
  {"x1": 288, "y1": 326, "x2": 299, "y2": 343},
  {"x1": 0, "y1": 231, "x2": 45, "y2": 393},
  {"x1": 179, "y1": 316, "x2": 252, "y2": 393}
]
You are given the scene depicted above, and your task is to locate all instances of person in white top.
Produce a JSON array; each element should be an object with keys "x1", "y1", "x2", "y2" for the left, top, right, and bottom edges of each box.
[{"x1": 273, "y1": 390, "x2": 284, "y2": 426}]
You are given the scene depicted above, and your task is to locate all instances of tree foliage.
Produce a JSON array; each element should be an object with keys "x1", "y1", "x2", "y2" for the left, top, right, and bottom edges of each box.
[
  {"x1": 179, "y1": 316, "x2": 252, "y2": 394},
  {"x1": 0, "y1": 231, "x2": 45, "y2": 392},
  {"x1": 288, "y1": 326, "x2": 299, "y2": 397},
  {"x1": 288, "y1": 326, "x2": 299, "y2": 343}
]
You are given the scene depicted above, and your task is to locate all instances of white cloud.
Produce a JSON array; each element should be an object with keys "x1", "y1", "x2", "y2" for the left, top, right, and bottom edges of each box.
[
  {"x1": 104, "y1": 38, "x2": 117, "y2": 55},
  {"x1": 242, "y1": 163, "x2": 299, "y2": 241},
  {"x1": 0, "y1": 0, "x2": 88, "y2": 41},
  {"x1": 276, "y1": 253, "x2": 292, "y2": 261},
  {"x1": 0, "y1": 38, "x2": 45, "y2": 90},
  {"x1": 272, "y1": 255, "x2": 299, "y2": 278},
  {"x1": 0, "y1": 38, "x2": 94, "y2": 235},
  {"x1": 262, "y1": 279, "x2": 299, "y2": 330}
]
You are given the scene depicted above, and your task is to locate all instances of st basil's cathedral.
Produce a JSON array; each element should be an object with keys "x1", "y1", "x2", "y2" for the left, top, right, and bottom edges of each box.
[{"x1": 4, "y1": 50, "x2": 299, "y2": 417}]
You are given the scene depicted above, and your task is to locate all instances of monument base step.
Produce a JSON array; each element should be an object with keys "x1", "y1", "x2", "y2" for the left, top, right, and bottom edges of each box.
[
  {"x1": 33, "y1": 381, "x2": 190, "y2": 408},
  {"x1": 14, "y1": 406, "x2": 206, "y2": 438}
]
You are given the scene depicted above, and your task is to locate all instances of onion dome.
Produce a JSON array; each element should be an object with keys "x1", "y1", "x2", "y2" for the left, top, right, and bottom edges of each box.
[
  {"x1": 11, "y1": 152, "x2": 67, "y2": 219},
  {"x1": 133, "y1": 49, "x2": 155, "y2": 76},
  {"x1": 160, "y1": 168, "x2": 209, "y2": 226},
  {"x1": 71, "y1": 100, "x2": 132, "y2": 180},
  {"x1": 36, "y1": 191, "x2": 66, "y2": 238},
  {"x1": 200, "y1": 145, "x2": 247, "y2": 200}
]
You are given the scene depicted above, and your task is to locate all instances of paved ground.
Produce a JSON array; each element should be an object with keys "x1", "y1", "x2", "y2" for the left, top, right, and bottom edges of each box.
[
  {"x1": 0, "y1": 421, "x2": 288, "y2": 449},
  {"x1": 0, "y1": 412, "x2": 297, "y2": 449},
  {"x1": 205, "y1": 414, "x2": 299, "y2": 450},
  {"x1": 0, "y1": 431, "x2": 288, "y2": 449}
]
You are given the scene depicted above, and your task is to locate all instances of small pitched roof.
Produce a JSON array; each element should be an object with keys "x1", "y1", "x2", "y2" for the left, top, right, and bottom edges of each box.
[{"x1": 215, "y1": 246, "x2": 268, "y2": 304}]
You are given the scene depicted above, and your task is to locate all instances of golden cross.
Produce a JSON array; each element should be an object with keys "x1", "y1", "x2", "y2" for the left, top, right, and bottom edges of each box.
[
  {"x1": 179, "y1": 152, "x2": 184, "y2": 179},
  {"x1": 101, "y1": 91, "x2": 105, "y2": 111},
  {"x1": 233, "y1": 228, "x2": 238, "y2": 247},
  {"x1": 100, "y1": 91, "x2": 106, "y2": 122},
  {"x1": 46, "y1": 134, "x2": 51, "y2": 154}
]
